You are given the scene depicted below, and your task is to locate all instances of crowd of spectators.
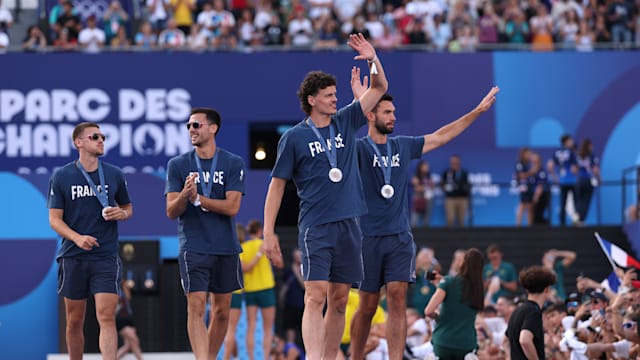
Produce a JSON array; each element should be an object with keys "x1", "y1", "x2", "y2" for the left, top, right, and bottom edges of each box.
[
  {"x1": 399, "y1": 245, "x2": 640, "y2": 360},
  {"x1": 2, "y1": 0, "x2": 640, "y2": 52}
]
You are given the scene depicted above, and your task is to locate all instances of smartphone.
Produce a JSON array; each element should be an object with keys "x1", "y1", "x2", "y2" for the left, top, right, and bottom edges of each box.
[{"x1": 426, "y1": 270, "x2": 437, "y2": 281}]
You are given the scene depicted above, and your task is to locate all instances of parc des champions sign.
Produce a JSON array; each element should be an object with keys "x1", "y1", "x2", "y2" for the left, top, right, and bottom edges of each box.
[{"x1": 0, "y1": 87, "x2": 193, "y2": 172}]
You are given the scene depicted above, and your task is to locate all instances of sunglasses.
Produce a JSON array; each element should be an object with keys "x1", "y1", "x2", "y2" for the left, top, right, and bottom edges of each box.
[
  {"x1": 186, "y1": 121, "x2": 210, "y2": 130},
  {"x1": 566, "y1": 301, "x2": 579, "y2": 308},
  {"x1": 84, "y1": 133, "x2": 106, "y2": 141},
  {"x1": 622, "y1": 322, "x2": 636, "y2": 329}
]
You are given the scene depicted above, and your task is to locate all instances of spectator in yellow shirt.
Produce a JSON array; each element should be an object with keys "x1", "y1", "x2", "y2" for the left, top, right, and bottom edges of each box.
[
  {"x1": 340, "y1": 288, "x2": 386, "y2": 359},
  {"x1": 240, "y1": 220, "x2": 283, "y2": 359},
  {"x1": 169, "y1": 0, "x2": 195, "y2": 35}
]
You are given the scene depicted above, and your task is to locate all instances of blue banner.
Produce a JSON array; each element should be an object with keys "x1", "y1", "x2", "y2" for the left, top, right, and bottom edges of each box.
[{"x1": 1, "y1": 51, "x2": 639, "y2": 358}]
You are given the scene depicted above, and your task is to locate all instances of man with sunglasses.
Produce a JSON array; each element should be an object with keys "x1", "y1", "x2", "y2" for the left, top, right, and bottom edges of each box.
[
  {"x1": 48, "y1": 122, "x2": 132, "y2": 360},
  {"x1": 165, "y1": 107, "x2": 246, "y2": 360}
]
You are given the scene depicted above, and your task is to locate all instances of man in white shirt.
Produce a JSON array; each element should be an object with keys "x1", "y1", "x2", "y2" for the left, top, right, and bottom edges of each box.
[
  {"x1": 146, "y1": 0, "x2": 170, "y2": 32},
  {"x1": 78, "y1": 15, "x2": 106, "y2": 53}
]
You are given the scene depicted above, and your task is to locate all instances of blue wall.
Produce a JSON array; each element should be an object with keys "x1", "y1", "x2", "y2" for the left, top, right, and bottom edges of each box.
[{"x1": 1, "y1": 51, "x2": 639, "y2": 358}]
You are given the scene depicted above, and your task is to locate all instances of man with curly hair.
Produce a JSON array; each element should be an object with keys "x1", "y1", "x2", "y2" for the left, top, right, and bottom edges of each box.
[{"x1": 262, "y1": 33, "x2": 388, "y2": 360}]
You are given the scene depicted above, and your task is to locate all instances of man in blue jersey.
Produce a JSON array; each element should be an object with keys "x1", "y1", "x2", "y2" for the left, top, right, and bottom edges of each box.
[
  {"x1": 348, "y1": 70, "x2": 499, "y2": 360},
  {"x1": 165, "y1": 107, "x2": 246, "y2": 360},
  {"x1": 48, "y1": 122, "x2": 132, "y2": 360},
  {"x1": 262, "y1": 33, "x2": 388, "y2": 360},
  {"x1": 550, "y1": 134, "x2": 578, "y2": 226}
]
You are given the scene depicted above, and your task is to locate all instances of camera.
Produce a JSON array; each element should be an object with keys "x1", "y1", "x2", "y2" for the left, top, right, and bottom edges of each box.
[{"x1": 426, "y1": 270, "x2": 437, "y2": 281}]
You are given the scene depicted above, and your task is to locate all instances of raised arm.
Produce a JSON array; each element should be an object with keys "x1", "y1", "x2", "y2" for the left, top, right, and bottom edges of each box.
[
  {"x1": 549, "y1": 249, "x2": 577, "y2": 267},
  {"x1": 422, "y1": 86, "x2": 499, "y2": 154},
  {"x1": 424, "y1": 288, "x2": 446, "y2": 319},
  {"x1": 347, "y1": 33, "x2": 388, "y2": 114},
  {"x1": 350, "y1": 66, "x2": 368, "y2": 101}
]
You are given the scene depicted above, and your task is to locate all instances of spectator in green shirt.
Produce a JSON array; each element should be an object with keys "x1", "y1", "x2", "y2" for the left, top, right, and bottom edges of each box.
[
  {"x1": 424, "y1": 248, "x2": 485, "y2": 359},
  {"x1": 541, "y1": 248, "x2": 576, "y2": 301},
  {"x1": 483, "y1": 244, "x2": 518, "y2": 304}
]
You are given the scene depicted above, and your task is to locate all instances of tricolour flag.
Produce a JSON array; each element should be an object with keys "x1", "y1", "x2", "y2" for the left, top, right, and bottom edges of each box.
[
  {"x1": 604, "y1": 271, "x2": 621, "y2": 293},
  {"x1": 595, "y1": 232, "x2": 640, "y2": 269}
]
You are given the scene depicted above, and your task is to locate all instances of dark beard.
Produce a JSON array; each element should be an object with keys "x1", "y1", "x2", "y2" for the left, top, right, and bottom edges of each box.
[{"x1": 375, "y1": 122, "x2": 393, "y2": 135}]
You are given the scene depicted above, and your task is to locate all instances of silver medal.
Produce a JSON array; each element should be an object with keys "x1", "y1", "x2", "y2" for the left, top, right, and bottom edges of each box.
[
  {"x1": 102, "y1": 206, "x2": 111, "y2": 220},
  {"x1": 329, "y1": 168, "x2": 343, "y2": 183},
  {"x1": 381, "y1": 184, "x2": 394, "y2": 199}
]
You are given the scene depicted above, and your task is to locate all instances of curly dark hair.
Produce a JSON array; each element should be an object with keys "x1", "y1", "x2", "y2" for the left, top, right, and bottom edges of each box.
[
  {"x1": 519, "y1": 265, "x2": 556, "y2": 294},
  {"x1": 296, "y1": 71, "x2": 337, "y2": 115}
]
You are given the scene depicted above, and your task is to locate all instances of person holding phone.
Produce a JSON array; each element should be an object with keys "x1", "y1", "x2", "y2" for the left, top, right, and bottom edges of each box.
[{"x1": 424, "y1": 248, "x2": 485, "y2": 359}]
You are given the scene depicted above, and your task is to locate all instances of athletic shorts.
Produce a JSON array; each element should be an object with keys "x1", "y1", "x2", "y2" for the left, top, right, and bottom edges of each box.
[
  {"x1": 520, "y1": 189, "x2": 533, "y2": 203},
  {"x1": 298, "y1": 218, "x2": 364, "y2": 283},
  {"x1": 57, "y1": 256, "x2": 122, "y2": 300},
  {"x1": 230, "y1": 293, "x2": 243, "y2": 309},
  {"x1": 360, "y1": 232, "x2": 416, "y2": 293},
  {"x1": 116, "y1": 317, "x2": 134, "y2": 332},
  {"x1": 178, "y1": 251, "x2": 243, "y2": 294},
  {"x1": 245, "y1": 288, "x2": 276, "y2": 308}
]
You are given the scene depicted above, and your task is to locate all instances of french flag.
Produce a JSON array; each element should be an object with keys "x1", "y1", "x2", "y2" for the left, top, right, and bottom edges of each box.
[{"x1": 595, "y1": 233, "x2": 640, "y2": 269}]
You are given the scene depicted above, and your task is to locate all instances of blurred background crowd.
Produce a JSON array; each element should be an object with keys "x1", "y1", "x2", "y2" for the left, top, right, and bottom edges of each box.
[{"x1": 0, "y1": 0, "x2": 639, "y2": 52}]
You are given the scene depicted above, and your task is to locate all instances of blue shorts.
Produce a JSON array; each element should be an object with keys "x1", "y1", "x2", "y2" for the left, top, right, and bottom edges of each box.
[
  {"x1": 57, "y1": 256, "x2": 122, "y2": 300},
  {"x1": 360, "y1": 232, "x2": 416, "y2": 293},
  {"x1": 299, "y1": 218, "x2": 364, "y2": 283},
  {"x1": 178, "y1": 251, "x2": 243, "y2": 294}
]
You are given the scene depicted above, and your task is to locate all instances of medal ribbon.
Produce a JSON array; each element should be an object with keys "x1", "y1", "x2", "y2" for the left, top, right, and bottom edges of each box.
[
  {"x1": 366, "y1": 136, "x2": 392, "y2": 186},
  {"x1": 194, "y1": 149, "x2": 219, "y2": 197},
  {"x1": 307, "y1": 118, "x2": 338, "y2": 170},
  {"x1": 76, "y1": 160, "x2": 108, "y2": 208}
]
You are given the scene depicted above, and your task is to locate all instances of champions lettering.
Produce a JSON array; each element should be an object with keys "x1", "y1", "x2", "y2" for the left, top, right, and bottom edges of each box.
[{"x1": 0, "y1": 88, "x2": 192, "y2": 158}]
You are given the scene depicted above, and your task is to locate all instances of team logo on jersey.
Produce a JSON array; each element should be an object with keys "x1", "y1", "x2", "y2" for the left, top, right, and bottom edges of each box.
[
  {"x1": 189, "y1": 171, "x2": 225, "y2": 186},
  {"x1": 372, "y1": 154, "x2": 400, "y2": 168},
  {"x1": 308, "y1": 133, "x2": 345, "y2": 157}
]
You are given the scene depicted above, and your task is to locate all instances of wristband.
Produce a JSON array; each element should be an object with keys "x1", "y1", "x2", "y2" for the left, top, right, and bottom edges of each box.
[
  {"x1": 367, "y1": 56, "x2": 379, "y2": 75},
  {"x1": 122, "y1": 209, "x2": 128, "y2": 219}
]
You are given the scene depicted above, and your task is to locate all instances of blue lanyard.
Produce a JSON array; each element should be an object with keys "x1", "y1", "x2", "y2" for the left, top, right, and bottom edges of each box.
[
  {"x1": 307, "y1": 118, "x2": 337, "y2": 169},
  {"x1": 366, "y1": 136, "x2": 392, "y2": 185},
  {"x1": 194, "y1": 149, "x2": 219, "y2": 197},
  {"x1": 76, "y1": 160, "x2": 108, "y2": 208}
]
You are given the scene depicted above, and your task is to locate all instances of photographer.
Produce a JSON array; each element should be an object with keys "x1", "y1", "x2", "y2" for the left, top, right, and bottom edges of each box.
[{"x1": 424, "y1": 248, "x2": 485, "y2": 359}]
